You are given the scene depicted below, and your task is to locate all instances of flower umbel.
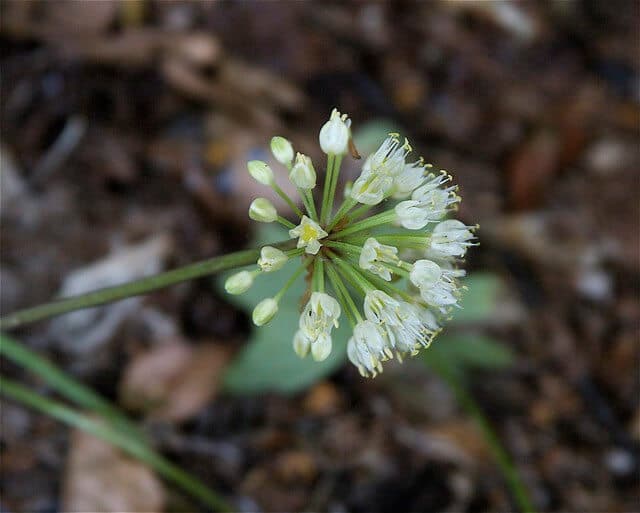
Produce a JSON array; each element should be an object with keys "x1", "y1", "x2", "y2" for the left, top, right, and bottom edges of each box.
[{"x1": 232, "y1": 108, "x2": 475, "y2": 377}]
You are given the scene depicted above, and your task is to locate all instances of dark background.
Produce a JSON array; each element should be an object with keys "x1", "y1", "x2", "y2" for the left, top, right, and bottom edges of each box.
[{"x1": 1, "y1": 1, "x2": 638, "y2": 512}]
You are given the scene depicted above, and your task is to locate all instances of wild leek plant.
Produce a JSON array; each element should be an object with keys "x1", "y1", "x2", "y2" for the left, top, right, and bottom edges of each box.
[
  {"x1": 225, "y1": 108, "x2": 476, "y2": 377},
  {"x1": 0, "y1": 110, "x2": 539, "y2": 513},
  {"x1": 1, "y1": 108, "x2": 476, "y2": 378}
]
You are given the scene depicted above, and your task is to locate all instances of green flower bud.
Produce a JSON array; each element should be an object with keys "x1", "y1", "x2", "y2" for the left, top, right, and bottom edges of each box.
[
  {"x1": 224, "y1": 271, "x2": 254, "y2": 295},
  {"x1": 249, "y1": 198, "x2": 277, "y2": 223},
  {"x1": 252, "y1": 297, "x2": 279, "y2": 326},
  {"x1": 257, "y1": 246, "x2": 288, "y2": 273},
  {"x1": 247, "y1": 160, "x2": 274, "y2": 185},
  {"x1": 270, "y1": 136, "x2": 294, "y2": 167},
  {"x1": 289, "y1": 152, "x2": 316, "y2": 189}
]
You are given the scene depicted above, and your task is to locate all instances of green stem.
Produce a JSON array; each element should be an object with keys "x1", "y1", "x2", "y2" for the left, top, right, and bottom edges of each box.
[
  {"x1": 315, "y1": 258, "x2": 325, "y2": 293},
  {"x1": 320, "y1": 154, "x2": 335, "y2": 224},
  {"x1": 386, "y1": 263, "x2": 410, "y2": 278},
  {"x1": 428, "y1": 356, "x2": 535, "y2": 513},
  {"x1": 326, "y1": 196, "x2": 357, "y2": 232},
  {"x1": 325, "y1": 263, "x2": 360, "y2": 325},
  {"x1": 277, "y1": 216, "x2": 296, "y2": 229},
  {"x1": 274, "y1": 264, "x2": 306, "y2": 302},
  {"x1": 300, "y1": 189, "x2": 319, "y2": 222},
  {"x1": 329, "y1": 253, "x2": 374, "y2": 295},
  {"x1": 272, "y1": 182, "x2": 304, "y2": 218},
  {"x1": 326, "y1": 154, "x2": 343, "y2": 224},
  {"x1": 348, "y1": 203, "x2": 374, "y2": 222},
  {"x1": 0, "y1": 242, "x2": 294, "y2": 330},
  {"x1": 359, "y1": 270, "x2": 415, "y2": 303},
  {"x1": 356, "y1": 233, "x2": 430, "y2": 249},
  {"x1": 331, "y1": 210, "x2": 396, "y2": 239},
  {"x1": 0, "y1": 377, "x2": 231, "y2": 512},
  {"x1": 0, "y1": 334, "x2": 143, "y2": 441},
  {"x1": 325, "y1": 240, "x2": 361, "y2": 258}
]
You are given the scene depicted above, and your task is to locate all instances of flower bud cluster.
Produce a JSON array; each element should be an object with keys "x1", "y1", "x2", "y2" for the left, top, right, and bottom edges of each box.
[{"x1": 232, "y1": 108, "x2": 475, "y2": 378}]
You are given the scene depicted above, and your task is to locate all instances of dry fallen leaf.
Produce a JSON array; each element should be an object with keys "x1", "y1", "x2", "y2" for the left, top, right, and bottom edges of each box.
[
  {"x1": 119, "y1": 339, "x2": 231, "y2": 422},
  {"x1": 506, "y1": 130, "x2": 559, "y2": 210},
  {"x1": 63, "y1": 427, "x2": 165, "y2": 513}
]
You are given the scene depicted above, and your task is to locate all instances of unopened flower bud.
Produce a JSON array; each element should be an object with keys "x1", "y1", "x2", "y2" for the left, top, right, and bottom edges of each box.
[
  {"x1": 289, "y1": 153, "x2": 316, "y2": 189},
  {"x1": 257, "y1": 246, "x2": 288, "y2": 273},
  {"x1": 247, "y1": 160, "x2": 274, "y2": 185},
  {"x1": 224, "y1": 271, "x2": 254, "y2": 295},
  {"x1": 319, "y1": 108, "x2": 350, "y2": 155},
  {"x1": 249, "y1": 198, "x2": 277, "y2": 223},
  {"x1": 252, "y1": 297, "x2": 279, "y2": 326},
  {"x1": 270, "y1": 136, "x2": 294, "y2": 168}
]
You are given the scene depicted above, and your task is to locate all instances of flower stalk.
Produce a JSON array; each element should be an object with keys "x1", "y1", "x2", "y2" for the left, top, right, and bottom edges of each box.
[{"x1": 0, "y1": 244, "x2": 291, "y2": 330}]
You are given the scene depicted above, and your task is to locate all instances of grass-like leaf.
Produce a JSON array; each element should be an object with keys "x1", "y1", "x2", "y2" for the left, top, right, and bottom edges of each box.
[{"x1": 0, "y1": 376, "x2": 231, "y2": 512}]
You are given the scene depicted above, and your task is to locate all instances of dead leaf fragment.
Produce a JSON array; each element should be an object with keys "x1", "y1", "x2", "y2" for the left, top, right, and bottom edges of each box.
[
  {"x1": 63, "y1": 428, "x2": 165, "y2": 513},
  {"x1": 506, "y1": 130, "x2": 559, "y2": 210},
  {"x1": 119, "y1": 340, "x2": 231, "y2": 422},
  {"x1": 303, "y1": 381, "x2": 342, "y2": 416}
]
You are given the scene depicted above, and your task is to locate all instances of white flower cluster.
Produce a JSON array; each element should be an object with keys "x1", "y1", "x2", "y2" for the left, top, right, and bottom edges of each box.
[{"x1": 225, "y1": 108, "x2": 476, "y2": 377}]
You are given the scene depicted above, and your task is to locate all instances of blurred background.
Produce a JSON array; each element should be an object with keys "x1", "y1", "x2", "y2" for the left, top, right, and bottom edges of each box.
[{"x1": 1, "y1": 1, "x2": 639, "y2": 512}]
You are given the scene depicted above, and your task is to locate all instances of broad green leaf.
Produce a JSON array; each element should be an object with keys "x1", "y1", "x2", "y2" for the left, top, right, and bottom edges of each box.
[
  {"x1": 424, "y1": 332, "x2": 514, "y2": 380},
  {"x1": 223, "y1": 305, "x2": 350, "y2": 394},
  {"x1": 450, "y1": 273, "x2": 502, "y2": 323}
]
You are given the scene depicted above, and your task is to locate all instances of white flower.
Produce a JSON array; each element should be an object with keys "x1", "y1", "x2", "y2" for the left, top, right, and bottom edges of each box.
[
  {"x1": 257, "y1": 246, "x2": 288, "y2": 272},
  {"x1": 295, "y1": 292, "x2": 341, "y2": 361},
  {"x1": 365, "y1": 135, "x2": 408, "y2": 177},
  {"x1": 224, "y1": 271, "x2": 254, "y2": 295},
  {"x1": 391, "y1": 160, "x2": 427, "y2": 199},
  {"x1": 289, "y1": 215, "x2": 328, "y2": 255},
  {"x1": 350, "y1": 135, "x2": 410, "y2": 205},
  {"x1": 289, "y1": 152, "x2": 316, "y2": 189},
  {"x1": 387, "y1": 303, "x2": 438, "y2": 356},
  {"x1": 350, "y1": 172, "x2": 394, "y2": 205},
  {"x1": 426, "y1": 220, "x2": 476, "y2": 259},
  {"x1": 363, "y1": 290, "x2": 405, "y2": 327},
  {"x1": 319, "y1": 108, "x2": 350, "y2": 155},
  {"x1": 415, "y1": 305, "x2": 440, "y2": 332},
  {"x1": 395, "y1": 189, "x2": 458, "y2": 230},
  {"x1": 359, "y1": 237, "x2": 399, "y2": 281},
  {"x1": 247, "y1": 160, "x2": 274, "y2": 185},
  {"x1": 395, "y1": 172, "x2": 459, "y2": 229},
  {"x1": 300, "y1": 292, "x2": 341, "y2": 336},
  {"x1": 347, "y1": 320, "x2": 390, "y2": 377},
  {"x1": 311, "y1": 332, "x2": 332, "y2": 361},
  {"x1": 249, "y1": 198, "x2": 278, "y2": 223},
  {"x1": 293, "y1": 330, "x2": 311, "y2": 358},
  {"x1": 409, "y1": 259, "x2": 465, "y2": 309},
  {"x1": 252, "y1": 297, "x2": 279, "y2": 326},
  {"x1": 270, "y1": 136, "x2": 294, "y2": 167}
]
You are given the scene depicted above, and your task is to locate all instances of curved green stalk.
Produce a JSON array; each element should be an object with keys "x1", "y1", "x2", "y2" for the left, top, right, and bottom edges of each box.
[
  {"x1": 427, "y1": 354, "x2": 535, "y2": 513},
  {"x1": 0, "y1": 242, "x2": 294, "y2": 330},
  {"x1": 0, "y1": 377, "x2": 231, "y2": 512},
  {"x1": 0, "y1": 334, "x2": 142, "y2": 440}
]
